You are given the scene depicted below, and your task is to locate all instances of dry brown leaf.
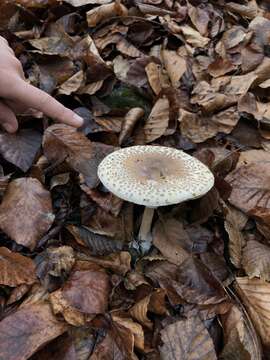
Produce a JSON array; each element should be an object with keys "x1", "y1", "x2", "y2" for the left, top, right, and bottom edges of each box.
[
  {"x1": 0, "y1": 130, "x2": 42, "y2": 172},
  {"x1": 145, "y1": 62, "x2": 162, "y2": 95},
  {"x1": 225, "y1": 161, "x2": 270, "y2": 213},
  {"x1": 224, "y1": 204, "x2": 247, "y2": 268},
  {"x1": 62, "y1": 266, "x2": 110, "y2": 315},
  {"x1": 50, "y1": 289, "x2": 86, "y2": 327},
  {"x1": 43, "y1": 124, "x2": 115, "y2": 188},
  {"x1": 90, "y1": 320, "x2": 136, "y2": 359},
  {"x1": 161, "y1": 49, "x2": 186, "y2": 87},
  {"x1": 187, "y1": 2, "x2": 210, "y2": 36},
  {"x1": 116, "y1": 38, "x2": 142, "y2": 58},
  {"x1": 153, "y1": 218, "x2": 190, "y2": 265},
  {"x1": 160, "y1": 316, "x2": 217, "y2": 360},
  {"x1": 79, "y1": 251, "x2": 131, "y2": 275},
  {"x1": 7, "y1": 284, "x2": 31, "y2": 305},
  {"x1": 63, "y1": 0, "x2": 111, "y2": 5},
  {"x1": 81, "y1": 185, "x2": 123, "y2": 216},
  {"x1": 220, "y1": 305, "x2": 262, "y2": 360},
  {"x1": 36, "y1": 246, "x2": 75, "y2": 279},
  {"x1": 0, "y1": 302, "x2": 67, "y2": 360},
  {"x1": 57, "y1": 70, "x2": 85, "y2": 95},
  {"x1": 112, "y1": 314, "x2": 144, "y2": 351},
  {"x1": 179, "y1": 25, "x2": 210, "y2": 48},
  {"x1": 0, "y1": 247, "x2": 36, "y2": 287},
  {"x1": 179, "y1": 107, "x2": 239, "y2": 143},
  {"x1": 129, "y1": 294, "x2": 152, "y2": 329},
  {"x1": 236, "y1": 277, "x2": 270, "y2": 347},
  {"x1": 0, "y1": 178, "x2": 54, "y2": 250},
  {"x1": 144, "y1": 96, "x2": 169, "y2": 143},
  {"x1": 87, "y1": 2, "x2": 128, "y2": 27},
  {"x1": 236, "y1": 149, "x2": 270, "y2": 168},
  {"x1": 226, "y1": 0, "x2": 258, "y2": 19},
  {"x1": 78, "y1": 80, "x2": 104, "y2": 95},
  {"x1": 242, "y1": 240, "x2": 270, "y2": 281}
]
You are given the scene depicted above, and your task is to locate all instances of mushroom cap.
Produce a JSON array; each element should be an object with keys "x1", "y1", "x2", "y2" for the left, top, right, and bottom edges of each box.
[{"x1": 97, "y1": 145, "x2": 214, "y2": 207}]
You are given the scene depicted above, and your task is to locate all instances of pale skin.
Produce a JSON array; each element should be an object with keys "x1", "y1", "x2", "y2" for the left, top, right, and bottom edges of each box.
[{"x1": 0, "y1": 36, "x2": 83, "y2": 133}]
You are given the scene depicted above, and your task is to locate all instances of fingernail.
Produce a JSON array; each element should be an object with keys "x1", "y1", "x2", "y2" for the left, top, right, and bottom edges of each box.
[
  {"x1": 73, "y1": 114, "x2": 84, "y2": 127},
  {"x1": 3, "y1": 123, "x2": 16, "y2": 133}
]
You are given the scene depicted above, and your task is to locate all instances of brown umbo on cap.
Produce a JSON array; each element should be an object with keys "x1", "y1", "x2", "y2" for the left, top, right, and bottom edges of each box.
[{"x1": 98, "y1": 145, "x2": 214, "y2": 208}]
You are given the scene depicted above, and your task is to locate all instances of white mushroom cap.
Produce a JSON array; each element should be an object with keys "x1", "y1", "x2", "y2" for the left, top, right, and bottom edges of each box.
[{"x1": 97, "y1": 145, "x2": 214, "y2": 207}]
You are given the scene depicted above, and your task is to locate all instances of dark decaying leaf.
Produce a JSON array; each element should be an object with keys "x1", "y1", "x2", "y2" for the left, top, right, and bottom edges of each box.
[
  {"x1": 30, "y1": 333, "x2": 76, "y2": 360},
  {"x1": 0, "y1": 178, "x2": 54, "y2": 250},
  {"x1": 160, "y1": 316, "x2": 217, "y2": 360},
  {"x1": 0, "y1": 302, "x2": 67, "y2": 360},
  {"x1": 36, "y1": 246, "x2": 75, "y2": 280},
  {"x1": 0, "y1": 247, "x2": 36, "y2": 287},
  {"x1": 67, "y1": 225, "x2": 124, "y2": 255},
  {"x1": 0, "y1": 130, "x2": 42, "y2": 172},
  {"x1": 146, "y1": 257, "x2": 226, "y2": 306}
]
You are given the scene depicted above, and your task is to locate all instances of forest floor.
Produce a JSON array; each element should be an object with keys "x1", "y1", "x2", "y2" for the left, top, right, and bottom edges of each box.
[{"x1": 0, "y1": 0, "x2": 269, "y2": 359}]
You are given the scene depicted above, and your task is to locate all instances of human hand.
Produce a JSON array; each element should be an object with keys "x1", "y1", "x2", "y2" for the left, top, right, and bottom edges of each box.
[{"x1": 0, "y1": 36, "x2": 83, "y2": 133}]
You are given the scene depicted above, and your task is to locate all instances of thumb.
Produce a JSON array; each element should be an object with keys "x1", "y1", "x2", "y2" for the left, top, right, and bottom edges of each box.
[{"x1": 0, "y1": 100, "x2": 18, "y2": 133}]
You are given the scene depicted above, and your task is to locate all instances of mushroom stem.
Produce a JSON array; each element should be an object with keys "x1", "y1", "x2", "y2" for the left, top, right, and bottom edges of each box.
[{"x1": 138, "y1": 207, "x2": 155, "y2": 241}]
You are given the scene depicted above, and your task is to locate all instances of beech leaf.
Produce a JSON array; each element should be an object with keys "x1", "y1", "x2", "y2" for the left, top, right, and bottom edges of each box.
[
  {"x1": 160, "y1": 317, "x2": 217, "y2": 360},
  {"x1": 0, "y1": 178, "x2": 54, "y2": 250}
]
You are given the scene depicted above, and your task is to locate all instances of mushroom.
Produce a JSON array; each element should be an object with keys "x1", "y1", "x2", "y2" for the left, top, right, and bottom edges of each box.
[{"x1": 97, "y1": 145, "x2": 214, "y2": 243}]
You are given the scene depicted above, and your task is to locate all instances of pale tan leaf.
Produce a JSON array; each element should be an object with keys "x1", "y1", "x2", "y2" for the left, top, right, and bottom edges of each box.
[
  {"x1": 144, "y1": 96, "x2": 169, "y2": 143},
  {"x1": 160, "y1": 316, "x2": 217, "y2": 360},
  {"x1": 179, "y1": 25, "x2": 210, "y2": 47},
  {"x1": 236, "y1": 277, "x2": 270, "y2": 346},
  {"x1": 116, "y1": 38, "x2": 142, "y2": 58},
  {"x1": 0, "y1": 247, "x2": 36, "y2": 287},
  {"x1": 87, "y1": 2, "x2": 128, "y2": 27},
  {"x1": 145, "y1": 62, "x2": 162, "y2": 95},
  {"x1": 57, "y1": 70, "x2": 85, "y2": 95},
  {"x1": 0, "y1": 178, "x2": 54, "y2": 250},
  {"x1": 161, "y1": 49, "x2": 186, "y2": 87},
  {"x1": 119, "y1": 108, "x2": 144, "y2": 145},
  {"x1": 242, "y1": 240, "x2": 270, "y2": 281},
  {"x1": 226, "y1": 0, "x2": 258, "y2": 19},
  {"x1": 129, "y1": 295, "x2": 152, "y2": 329}
]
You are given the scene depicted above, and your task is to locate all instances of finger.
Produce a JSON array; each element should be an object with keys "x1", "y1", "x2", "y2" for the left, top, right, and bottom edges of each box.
[
  {"x1": 9, "y1": 80, "x2": 84, "y2": 127},
  {"x1": 4, "y1": 99, "x2": 42, "y2": 118},
  {"x1": 0, "y1": 101, "x2": 18, "y2": 133}
]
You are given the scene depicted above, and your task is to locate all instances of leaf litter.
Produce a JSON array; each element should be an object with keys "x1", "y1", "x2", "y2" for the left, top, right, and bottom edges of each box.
[{"x1": 0, "y1": 0, "x2": 270, "y2": 358}]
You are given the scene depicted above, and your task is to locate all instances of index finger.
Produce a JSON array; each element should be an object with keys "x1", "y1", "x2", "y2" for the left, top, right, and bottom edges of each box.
[{"x1": 9, "y1": 79, "x2": 84, "y2": 128}]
